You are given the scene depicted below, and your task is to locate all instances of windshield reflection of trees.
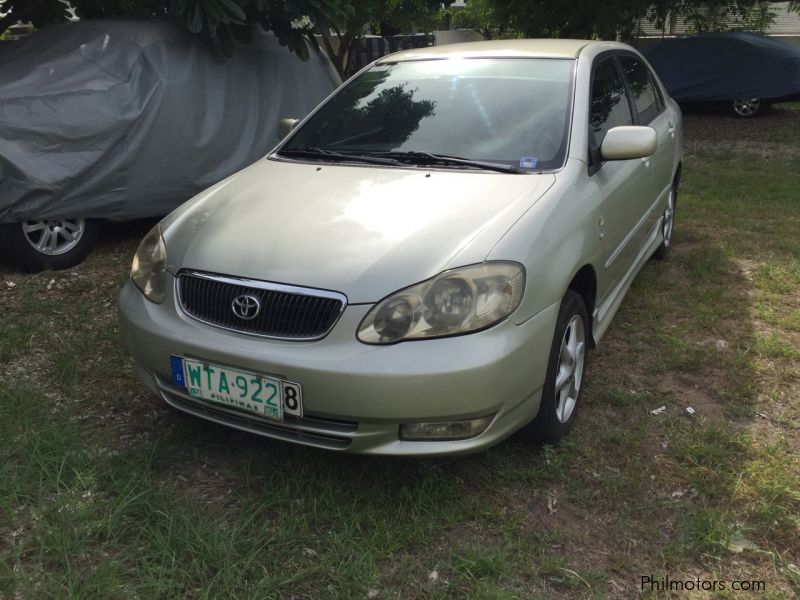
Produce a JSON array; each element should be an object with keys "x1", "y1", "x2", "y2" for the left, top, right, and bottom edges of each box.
[{"x1": 319, "y1": 72, "x2": 437, "y2": 150}]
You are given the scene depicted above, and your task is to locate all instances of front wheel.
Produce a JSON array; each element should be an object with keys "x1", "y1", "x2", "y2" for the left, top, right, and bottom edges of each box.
[
  {"x1": 0, "y1": 218, "x2": 100, "y2": 273},
  {"x1": 525, "y1": 291, "x2": 589, "y2": 443}
]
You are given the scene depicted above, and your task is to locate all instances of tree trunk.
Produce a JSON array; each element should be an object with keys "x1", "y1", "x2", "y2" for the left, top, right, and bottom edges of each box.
[{"x1": 320, "y1": 30, "x2": 356, "y2": 81}]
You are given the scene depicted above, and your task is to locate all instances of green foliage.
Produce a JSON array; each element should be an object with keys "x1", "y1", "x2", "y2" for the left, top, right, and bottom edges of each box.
[
  {"x1": 0, "y1": 0, "x2": 72, "y2": 31},
  {"x1": 0, "y1": 0, "x2": 446, "y2": 71},
  {"x1": 378, "y1": 0, "x2": 448, "y2": 34},
  {"x1": 445, "y1": 0, "x2": 799, "y2": 41},
  {"x1": 442, "y1": 0, "x2": 509, "y2": 40},
  {"x1": 4, "y1": 0, "x2": 799, "y2": 49},
  {"x1": 645, "y1": 0, "x2": 799, "y2": 37},
  {"x1": 3, "y1": 0, "x2": 798, "y2": 92},
  {"x1": 736, "y1": 2, "x2": 778, "y2": 31},
  {"x1": 676, "y1": 0, "x2": 778, "y2": 32},
  {"x1": 168, "y1": 0, "x2": 345, "y2": 59},
  {"x1": 318, "y1": 0, "x2": 449, "y2": 77},
  {"x1": 0, "y1": 0, "x2": 347, "y2": 59}
]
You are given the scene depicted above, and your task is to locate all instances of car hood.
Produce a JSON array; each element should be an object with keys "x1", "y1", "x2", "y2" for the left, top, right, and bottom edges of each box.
[{"x1": 164, "y1": 158, "x2": 555, "y2": 303}]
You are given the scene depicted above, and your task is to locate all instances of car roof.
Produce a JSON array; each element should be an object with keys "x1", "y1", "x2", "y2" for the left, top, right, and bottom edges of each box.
[{"x1": 379, "y1": 39, "x2": 610, "y2": 62}]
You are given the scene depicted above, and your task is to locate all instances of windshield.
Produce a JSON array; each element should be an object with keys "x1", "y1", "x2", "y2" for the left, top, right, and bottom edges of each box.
[{"x1": 279, "y1": 58, "x2": 575, "y2": 172}]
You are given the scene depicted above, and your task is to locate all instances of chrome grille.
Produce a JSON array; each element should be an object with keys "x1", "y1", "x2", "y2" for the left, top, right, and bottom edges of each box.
[{"x1": 177, "y1": 271, "x2": 346, "y2": 340}]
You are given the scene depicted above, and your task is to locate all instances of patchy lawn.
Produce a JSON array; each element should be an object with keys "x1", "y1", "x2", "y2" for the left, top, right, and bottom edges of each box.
[{"x1": 1, "y1": 106, "x2": 799, "y2": 599}]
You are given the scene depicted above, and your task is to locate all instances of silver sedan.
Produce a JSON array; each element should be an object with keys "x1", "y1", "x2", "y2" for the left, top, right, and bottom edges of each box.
[{"x1": 119, "y1": 39, "x2": 682, "y2": 455}]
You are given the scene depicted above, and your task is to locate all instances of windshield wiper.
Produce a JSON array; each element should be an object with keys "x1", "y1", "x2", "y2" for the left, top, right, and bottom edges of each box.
[
  {"x1": 362, "y1": 151, "x2": 527, "y2": 174},
  {"x1": 278, "y1": 146, "x2": 402, "y2": 166}
]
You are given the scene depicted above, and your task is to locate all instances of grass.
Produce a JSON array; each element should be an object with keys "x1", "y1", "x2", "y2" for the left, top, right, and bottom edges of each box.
[{"x1": 1, "y1": 106, "x2": 799, "y2": 598}]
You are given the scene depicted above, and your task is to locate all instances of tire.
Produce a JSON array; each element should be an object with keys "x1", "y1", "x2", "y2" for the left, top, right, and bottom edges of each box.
[
  {"x1": 652, "y1": 180, "x2": 677, "y2": 261},
  {"x1": 731, "y1": 98, "x2": 771, "y2": 118},
  {"x1": 525, "y1": 290, "x2": 589, "y2": 443},
  {"x1": 0, "y1": 218, "x2": 100, "y2": 273}
]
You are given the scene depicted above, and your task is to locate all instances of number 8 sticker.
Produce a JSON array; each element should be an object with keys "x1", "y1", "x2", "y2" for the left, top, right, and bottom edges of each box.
[{"x1": 282, "y1": 381, "x2": 303, "y2": 417}]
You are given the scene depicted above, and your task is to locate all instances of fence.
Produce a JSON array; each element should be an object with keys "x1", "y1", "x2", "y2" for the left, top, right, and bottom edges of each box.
[{"x1": 347, "y1": 34, "x2": 435, "y2": 76}]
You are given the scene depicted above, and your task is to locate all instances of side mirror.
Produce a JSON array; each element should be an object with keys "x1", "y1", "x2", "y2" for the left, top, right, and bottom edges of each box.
[
  {"x1": 600, "y1": 126, "x2": 657, "y2": 161},
  {"x1": 278, "y1": 118, "x2": 300, "y2": 140}
]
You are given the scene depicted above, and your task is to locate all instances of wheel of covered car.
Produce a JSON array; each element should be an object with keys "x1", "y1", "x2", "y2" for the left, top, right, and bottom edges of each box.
[
  {"x1": 653, "y1": 183, "x2": 677, "y2": 260},
  {"x1": 525, "y1": 291, "x2": 589, "y2": 443},
  {"x1": 0, "y1": 218, "x2": 100, "y2": 273},
  {"x1": 731, "y1": 98, "x2": 763, "y2": 118}
]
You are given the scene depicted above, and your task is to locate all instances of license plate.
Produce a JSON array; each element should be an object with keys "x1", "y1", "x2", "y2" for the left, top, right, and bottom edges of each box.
[{"x1": 171, "y1": 355, "x2": 302, "y2": 421}]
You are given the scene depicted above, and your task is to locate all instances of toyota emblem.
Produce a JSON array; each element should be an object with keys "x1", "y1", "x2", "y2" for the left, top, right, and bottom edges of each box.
[{"x1": 231, "y1": 294, "x2": 261, "y2": 320}]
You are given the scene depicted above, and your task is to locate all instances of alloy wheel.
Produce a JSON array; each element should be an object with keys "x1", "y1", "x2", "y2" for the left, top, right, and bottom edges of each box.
[
  {"x1": 554, "y1": 314, "x2": 586, "y2": 423},
  {"x1": 663, "y1": 190, "x2": 675, "y2": 248},
  {"x1": 733, "y1": 98, "x2": 760, "y2": 117},
  {"x1": 22, "y1": 219, "x2": 86, "y2": 256}
]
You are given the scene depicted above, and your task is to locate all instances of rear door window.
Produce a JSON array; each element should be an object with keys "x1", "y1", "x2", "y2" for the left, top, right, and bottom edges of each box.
[{"x1": 618, "y1": 55, "x2": 661, "y2": 124}]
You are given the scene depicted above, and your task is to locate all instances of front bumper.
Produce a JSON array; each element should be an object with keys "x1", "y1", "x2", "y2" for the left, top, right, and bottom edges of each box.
[{"x1": 118, "y1": 275, "x2": 558, "y2": 455}]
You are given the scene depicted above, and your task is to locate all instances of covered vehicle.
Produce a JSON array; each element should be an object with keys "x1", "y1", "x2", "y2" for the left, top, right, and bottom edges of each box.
[
  {"x1": 643, "y1": 32, "x2": 800, "y2": 117},
  {"x1": 0, "y1": 19, "x2": 340, "y2": 271}
]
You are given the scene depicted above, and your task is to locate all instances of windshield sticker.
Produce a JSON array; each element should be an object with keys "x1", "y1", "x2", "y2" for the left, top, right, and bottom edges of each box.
[{"x1": 519, "y1": 157, "x2": 538, "y2": 169}]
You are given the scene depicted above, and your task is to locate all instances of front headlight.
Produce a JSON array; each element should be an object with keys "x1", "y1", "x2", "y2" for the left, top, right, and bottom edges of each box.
[
  {"x1": 131, "y1": 224, "x2": 167, "y2": 303},
  {"x1": 357, "y1": 262, "x2": 525, "y2": 344}
]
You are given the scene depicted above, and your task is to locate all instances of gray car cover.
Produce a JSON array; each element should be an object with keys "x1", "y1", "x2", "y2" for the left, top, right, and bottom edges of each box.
[
  {"x1": 0, "y1": 19, "x2": 340, "y2": 223},
  {"x1": 643, "y1": 32, "x2": 800, "y2": 103}
]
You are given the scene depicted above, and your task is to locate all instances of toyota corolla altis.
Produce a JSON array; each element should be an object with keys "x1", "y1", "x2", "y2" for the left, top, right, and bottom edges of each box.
[{"x1": 119, "y1": 39, "x2": 682, "y2": 455}]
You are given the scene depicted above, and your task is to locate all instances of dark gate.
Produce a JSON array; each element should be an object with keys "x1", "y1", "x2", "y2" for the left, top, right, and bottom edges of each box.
[{"x1": 347, "y1": 34, "x2": 435, "y2": 76}]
